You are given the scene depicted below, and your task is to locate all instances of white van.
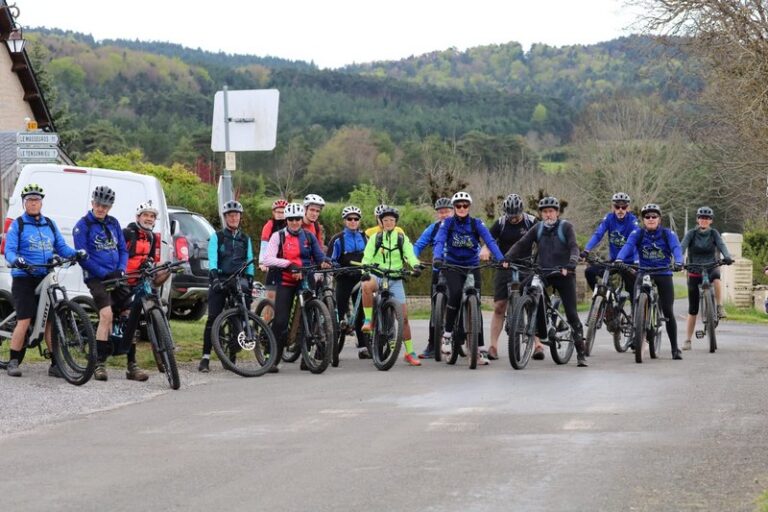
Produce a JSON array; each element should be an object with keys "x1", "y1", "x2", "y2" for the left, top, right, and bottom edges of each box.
[{"x1": 0, "y1": 164, "x2": 174, "y2": 305}]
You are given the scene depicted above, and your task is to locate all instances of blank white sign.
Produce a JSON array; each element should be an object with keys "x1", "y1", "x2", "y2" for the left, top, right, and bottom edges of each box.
[{"x1": 211, "y1": 89, "x2": 279, "y2": 152}]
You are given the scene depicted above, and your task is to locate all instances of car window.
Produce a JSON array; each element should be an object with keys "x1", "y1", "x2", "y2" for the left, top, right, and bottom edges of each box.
[{"x1": 173, "y1": 213, "x2": 214, "y2": 240}]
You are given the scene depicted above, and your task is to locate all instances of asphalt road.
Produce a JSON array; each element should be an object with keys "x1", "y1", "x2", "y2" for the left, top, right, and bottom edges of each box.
[{"x1": 1, "y1": 312, "x2": 767, "y2": 512}]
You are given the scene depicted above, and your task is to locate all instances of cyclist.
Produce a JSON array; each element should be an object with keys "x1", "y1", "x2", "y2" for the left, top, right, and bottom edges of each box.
[
  {"x1": 261, "y1": 203, "x2": 331, "y2": 372},
  {"x1": 433, "y1": 191, "x2": 507, "y2": 366},
  {"x1": 480, "y1": 193, "x2": 539, "y2": 360},
  {"x1": 581, "y1": 192, "x2": 638, "y2": 294},
  {"x1": 413, "y1": 197, "x2": 453, "y2": 359},
  {"x1": 360, "y1": 206, "x2": 424, "y2": 366},
  {"x1": 680, "y1": 206, "x2": 733, "y2": 350},
  {"x1": 303, "y1": 194, "x2": 326, "y2": 251},
  {"x1": 328, "y1": 205, "x2": 370, "y2": 359},
  {"x1": 74, "y1": 185, "x2": 129, "y2": 381},
  {"x1": 506, "y1": 196, "x2": 588, "y2": 367},
  {"x1": 198, "y1": 200, "x2": 255, "y2": 373},
  {"x1": 616, "y1": 203, "x2": 685, "y2": 360},
  {"x1": 4, "y1": 184, "x2": 84, "y2": 378},
  {"x1": 258, "y1": 198, "x2": 288, "y2": 303},
  {"x1": 365, "y1": 204, "x2": 405, "y2": 237}
]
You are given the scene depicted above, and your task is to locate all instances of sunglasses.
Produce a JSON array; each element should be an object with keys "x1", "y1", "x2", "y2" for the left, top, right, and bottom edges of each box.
[
  {"x1": 698, "y1": 216, "x2": 712, "y2": 220},
  {"x1": 345, "y1": 217, "x2": 360, "y2": 222},
  {"x1": 286, "y1": 217, "x2": 303, "y2": 222},
  {"x1": 643, "y1": 214, "x2": 660, "y2": 220},
  {"x1": 454, "y1": 203, "x2": 470, "y2": 210},
  {"x1": 614, "y1": 204, "x2": 628, "y2": 211}
]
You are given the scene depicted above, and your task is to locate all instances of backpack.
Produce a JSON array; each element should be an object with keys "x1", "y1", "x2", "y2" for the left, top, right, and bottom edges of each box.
[
  {"x1": 427, "y1": 221, "x2": 441, "y2": 246},
  {"x1": 277, "y1": 228, "x2": 309, "y2": 259},
  {"x1": 124, "y1": 225, "x2": 157, "y2": 261},
  {"x1": 333, "y1": 231, "x2": 368, "y2": 258},
  {"x1": 497, "y1": 213, "x2": 536, "y2": 239},
  {"x1": 536, "y1": 220, "x2": 569, "y2": 245},
  {"x1": 8, "y1": 215, "x2": 55, "y2": 254},
  {"x1": 374, "y1": 230, "x2": 405, "y2": 262}
]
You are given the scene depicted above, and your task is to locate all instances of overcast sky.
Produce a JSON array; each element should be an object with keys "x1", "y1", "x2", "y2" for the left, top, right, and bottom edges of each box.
[{"x1": 17, "y1": 0, "x2": 642, "y2": 69}]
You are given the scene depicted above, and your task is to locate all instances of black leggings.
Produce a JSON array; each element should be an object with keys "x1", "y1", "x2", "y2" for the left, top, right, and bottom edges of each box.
[
  {"x1": 442, "y1": 268, "x2": 484, "y2": 347},
  {"x1": 272, "y1": 285, "x2": 300, "y2": 363},
  {"x1": 686, "y1": 270, "x2": 720, "y2": 315},
  {"x1": 585, "y1": 264, "x2": 636, "y2": 295},
  {"x1": 635, "y1": 274, "x2": 678, "y2": 352},
  {"x1": 202, "y1": 279, "x2": 252, "y2": 356},
  {"x1": 536, "y1": 274, "x2": 585, "y2": 356}
]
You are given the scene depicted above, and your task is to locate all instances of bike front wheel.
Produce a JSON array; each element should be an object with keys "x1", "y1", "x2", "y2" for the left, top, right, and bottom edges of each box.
[
  {"x1": 51, "y1": 300, "x2": 96, "y2": 386},
  {"x1": 465, "y1": 295, "x2": 481, "y2": 369},
  {"x1": 704, "y1": 289, "x2": 718, "y2": 353},
  {"x1": 372, "y1": 298, "x2": 404, "y2": 371},
  {"x1": 0, "y1": 289, "x2": 15, "y2": 369},
  {"x1": 613, "y1": 299, "x2": 633, "y2": 353},
  {"x1": 549, "y1": 305, "x2": 574, "y2": 365},
  {"x1": 148, "y1": 309, "x2": 180, "y2": 390},
  {"x1": 212, "y1": 308, "x2": 278, "y2": 377},
  {"x1": 300, "y1": 299, "x2": 334, "y2": 374},
  {"x1": 431, "y1": 292, "x2": 446, "y2": 362},
  {"x1": 584, "y1": 295, "x2": 605, "y2": 356},
  {"x1": 508, "y1": 294, "x2": 536, "y2": 370},
  {"x1": 634, "y1": 293, "x2": 649, "y2": 363}
]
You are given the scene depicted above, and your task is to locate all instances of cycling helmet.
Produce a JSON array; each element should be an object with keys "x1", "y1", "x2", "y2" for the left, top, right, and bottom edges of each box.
[
  {"x1": 378, "y1": 206, "x2": 399, "y2": 221},
  {"x1": 641, "y1": 203, "x2": 662, "y2": 216},
  {"x1": 341, "y1": 205, "x2": 362, "y2": 219},
  {"x1": 136, "y1": 200, "x2": 159, "y2": 216},
  {"x1": 697, "y1": 206, "x2": 714, "y2": 218},
  {"x1": 272, "y1": 199, "x2": 288, "y2": 210},
  {"x1": 284, "y1": 203, "x2": 305, "y2": 219},
  {"x1": 92, "y1": 185, "x2": 116, "y2": 206},
  {"x1": 222, "y1": 200, "x2": 244, "y2": 214},
  {"x1": 451, "y1": 191, "x2": 472, "y2": 205},
  {"x1": 611, "y1": 192, "x2": 631, "y2": 204},
  {"x1": 537, "y1": 196, "x2": 560, "y2": 211},
  {"x1": 434, "y1": 197, "x2": 453, "y2": 210},
  {"x1": 303, "y1": 194, "x2": 325, "y2": 208},
  {"x1": 21, "y1": 183, "x2": 45, "y2": 199},
  {"x1": 374, "y1": 204, "x2": 388, "y2": 217},
  {"x1": 503, "y1": 194, "x2": 524, "y2": 215}
]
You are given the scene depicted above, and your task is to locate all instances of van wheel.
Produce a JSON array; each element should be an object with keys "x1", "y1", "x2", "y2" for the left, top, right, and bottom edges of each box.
[{"x1": 170, "y1": 300, "x2": 207, "y2": 321}]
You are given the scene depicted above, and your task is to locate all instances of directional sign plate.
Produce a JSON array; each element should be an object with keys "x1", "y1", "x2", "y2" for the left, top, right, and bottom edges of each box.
[
  {"x1": 17, "y1": 132, "x2": 59, "y2": 145},
  {"x1": 17, "y1": 147, "x2": 59, "y2": 159}
]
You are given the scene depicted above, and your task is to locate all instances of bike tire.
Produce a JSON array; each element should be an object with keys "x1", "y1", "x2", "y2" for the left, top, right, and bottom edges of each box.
[
  {"x1": 0, "y1": 289, "x2": 15, "y2": 369},
  {"x1": 254, "y1": 298, "x2": 275, "y2": 322},
  {"x1": 431, "y1": 292, "x2": 446, "y2": 362},
  {"x1": 465, "y1": 295, "x2": 481, "y2": 369},
  {"x1": 549, "y1": 301, "x2": 574, "y2": 365},
  {"x1": 613, "y1": 299, "x2": 633, "y2": 353},
  {"x1": 705, "y1": 290, "x2": 717, "y2": 353},
  {"x1": 148, "y1": 309, "x2": 180, "y2": 390},
  {"x1": 585, "y1": 295, "x2": 605, "y2": 356},
  {"x1": 371, "y1": 298, "x2": 403, "y2": 371},
  {"x1": 300, "y1": 299, "x2": 334, "y2": 374},
  {"x1": 322, "y1": 294, "x2": 340, "y2": 368},
  {"x1": 649, "y1": 303, "x2": 662, "y2": 359},
  {"x1": 51, "y1": 300, "x2": 96, "y2": 386},
  {"x1": 634, "y1": 293, "x2": 649, "y2": 364},
  {"x1": 72, "y1": 295, "x2": 99, "y2": 333},
  {"x1": 212, "y1": 308, "x2": 278, "y2": 377},
  {"x1": 508, "y1": 294, "x2": 536, "y2": 370},
  {"x1": 282, "y1": 304, "x2": 302, "y2": 363}
]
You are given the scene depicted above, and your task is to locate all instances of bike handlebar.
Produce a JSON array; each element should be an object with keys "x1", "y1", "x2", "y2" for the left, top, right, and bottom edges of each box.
[{"x1": 683, "y1": 260, "x2": 727, "y2": 272}]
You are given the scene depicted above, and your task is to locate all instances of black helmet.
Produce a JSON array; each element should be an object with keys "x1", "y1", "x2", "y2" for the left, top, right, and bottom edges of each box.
[
  {"x1": 611, "y1": 192, "x2": 631, "y2": 204},
  {"x1": 92, "y1": 185, "x2": 116, "y2": 206},
  {"x1": 222, "y1": 200, "x2": 244, "y2": 214},
  {"x1": 696, "y1": 206, "x2": 714, "y2": 218},
  {"x1": 641, "y1": 203, "x2": 661, "y2": 216},
  {"x1": 434, "y1": 197, "x2": 453, "y2": 210},
  {"x1": 503, "y1": 194, "x2": 524, "y2": 215},
  {"x1": 537, "y1": 196, "x2": 560, "y2": 211},
  {"x1": 21, "y1": 183, "x2": 45, "y2": 199},
  {"x1": 378, "y1": 206, "x2": 399, "y2": 221}
]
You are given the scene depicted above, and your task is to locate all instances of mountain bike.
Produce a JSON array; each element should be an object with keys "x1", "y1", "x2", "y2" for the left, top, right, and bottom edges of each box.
[
  {"x1": 430, "y1": 270, "x2": 449, "y2": 362},
  {"x1": 502, "y1": 258, "x2": 533, "y2": 351},
  {"x1": 584, "y1": 256, "x2": 634, "y2": 355},
  {"x1": 332, "y1": 267, "x2": 370, "y2": 368},
  {"x1": 211, "y1": 259, "x2": 278, "y2": 377},
  {"x1": 104, "y1": 260, "x2": 186, "y2": 389},
  {"x1": 627, "y1": 264, "x2": 671, "y2": 364},
  {"x1": 685, "y1": 260, "x2": 725, "y2": 354},
  {"x1": 508, "y1": 266, "x2": 576, "y2": 369},
  {"x1": 0, "y1": 256, "x2": 96, "y2": 385},
  {"x1": 318, "y1": 271, "x2": 341, "y2": 366}
]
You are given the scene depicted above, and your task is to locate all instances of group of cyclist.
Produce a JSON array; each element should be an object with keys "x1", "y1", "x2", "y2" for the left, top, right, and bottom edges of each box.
[{"x1": 3, "y1": 180, "x2": 735, "y2": 379}]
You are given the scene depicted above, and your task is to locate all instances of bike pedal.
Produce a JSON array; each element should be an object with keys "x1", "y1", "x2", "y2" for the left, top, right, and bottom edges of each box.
[{"x1": 695, "y1": 330, "x2": 705, "y2": 339}]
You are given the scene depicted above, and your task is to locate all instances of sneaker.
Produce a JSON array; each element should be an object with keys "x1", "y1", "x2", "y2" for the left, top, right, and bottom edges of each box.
[
  {"x1": 300, "y1": 359, "x2": 309, "y2": 371},
  {"x1": 476, "y1": 351, "x2": 490, "y2": 366},
  {"x1": 717, "y1": 305, "x2": 726, "y2": 319},
  {"x1": 6, "y1": 359, "x2": 21, "y2": 377},
  {"x1": 94, "y1": 363, "x2": 108, "y2": 381},
  {"x1": 268, "y1": 365, "x2": 280, "y2": 373},
  {"x1": 361, "y1": 320, "x2": 372, "y2": 333},
  {"x1": 198, "y1": 358, "x2": 210, "y2": 373},
  {"x1": 486, "y1": 346, "x2": 499, "y2": 360},
  {"x1": 358, "y1": 348, "x2": 371, "y2": 359},
  {"x1": 404, "y1": 352, "x2": 421, "y2": 366},
  {"x1": 577, "y1": 354, "x2": 588, "y2": 367},
  {"x1": 126, "y1": 362, "x2": 149, "y2": 382},
  {"x1": 532, "y1": 346, "x2": 545, "y2": 360},
  {"x1": 48, "y1": 365, "x2": 63, "y2": 379},
  {"x1": 418, "y1": 347, "x2": 434, "y2": 359},
  {"x1": 672, "y1": 350, "x2": 683, "y2": 360},
  {"x1": 683, "y1": 339, "x2": 692, "y2": 351},
  {"x1": 440, "y1": 334, "x2": 452, "y2": 356}
]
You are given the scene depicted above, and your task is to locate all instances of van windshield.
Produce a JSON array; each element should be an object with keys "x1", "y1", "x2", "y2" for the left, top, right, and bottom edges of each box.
[{"x1": 174, "y1": 213, "x2": 214, "y2": 241}]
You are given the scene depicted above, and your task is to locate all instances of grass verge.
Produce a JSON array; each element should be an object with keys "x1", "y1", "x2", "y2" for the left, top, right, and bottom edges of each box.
[
  {"x1": 756, "y1": 489, "x2": 768, "y2": 512},
  {"x1": 722, "y1": 304, "x2": 768, "y2": 325}
]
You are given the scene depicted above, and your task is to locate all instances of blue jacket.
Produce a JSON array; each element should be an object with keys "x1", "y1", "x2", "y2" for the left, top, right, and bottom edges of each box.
[
  {"x1": 208, "y1": 228, "x2": 255, "y2": 277},
  {"x1": 585, "y1": 212, "x2": 639, "y2": 261},
  {"x1": 5, "y1": 213, "x2": 77, "y2": 278},
  {"x1": 413, "y1": 221, "x2": 442, "y2": 258},
  {"x1": 330, "y1": 228, "x2": 367, "y2": 265},
  {"x1": 617, "y1": 227, "x2": 683, "y2": 276},
  {"x1": 73, "y1": 211, "x2": 128, "y2": 281},
  {"x1": 433, "y1": 215, "x2": 504, "y2": 266}
]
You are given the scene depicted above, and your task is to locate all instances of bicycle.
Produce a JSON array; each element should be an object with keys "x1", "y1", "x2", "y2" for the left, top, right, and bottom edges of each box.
[
  {"x1": 584, "y1": 256, "x2": 634, "y2": 355},
  {"x1": 211, "y1": 259, "x2": 278, "y2": 377},
  {"x1": 331, "y1": 267, "x2": 370, "y2": 368},
  {"x1": 502, "y1": 258, "x2": 534, "y2": 353},
  {"x1": 104, "y1": 261, "x2": 186, "y2": 389},
  {"x1": 507, "y1": 265, "x2": 576, "y2": 369},
  {"x1": 318, "y1": 271, "x2": 341, "y2": 366},
  {"x1": 626, "y1": 264, "x2": 672, "y2": 364},
  {"x1": 0, "y1": 256, "x2": 96, "y2": 385},
  {"x1": 435, "y1": 262, "x2": 498, "y2": 370},
  {"x1": 430, "y1": 269, "x2": 449, "y2": 362},
  {"x1": 685, "y1": 260, "x2": 725, "y2": 354}
]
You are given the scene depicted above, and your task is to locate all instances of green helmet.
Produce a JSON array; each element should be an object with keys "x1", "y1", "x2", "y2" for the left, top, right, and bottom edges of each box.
[{"x1": 21, "y1": 183, "x2": 45, "y2": 199}]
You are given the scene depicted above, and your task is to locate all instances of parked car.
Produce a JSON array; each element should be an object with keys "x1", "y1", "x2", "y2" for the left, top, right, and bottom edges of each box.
[{"x1": 168, "y1": 207, "x2": 215, "y2": 320}]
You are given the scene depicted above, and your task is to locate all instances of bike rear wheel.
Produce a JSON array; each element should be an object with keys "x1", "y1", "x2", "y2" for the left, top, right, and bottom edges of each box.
[
  {"x1": 465, "y1": 295, "x2": 481, "y2": 369},
  {"x1": 282, "y1": 303, "x2": 302, "y2": 363},
  {"x1": 431, "y1": 292, "x2": 446, "y2": 362},
  {"x1": 585, "y1": 295, "x2": 605, "y2": 356},
  {"x1": 648, "y1": 303, "x2": 662, "y2": 359},
  {"x1": 372, "y1": 298, "x2": 403, "y2": 371},
  {"x1": 148, "y1": 308, "x2": 180, "y2": 390},
  {"x1": 634, "y1": 293, "x2": 649, "y2": 363},
  {"x1": 508, "y1": 294, "x2": 536, "y2": 370},
  {"x1": 0, "y1": 289, "x2": 15, "y2": 369},
  {"x1": 51, "y1": 300, "x2": 96, "y2": 386},
  {"x1": 300, "y1": 299, "x2": 334, "y2": 374},
  {"x1": 613, "y1": 299, "x2": 633, "y2": 353},
  {"x1": 212, "y1": 308, "x2": 278, "y2": 377},
  {"x1": 322, "y1": 294, "x2": 340, "y2": 368},
  {"x1": 704, "y1": 289, "x2": 718, "y2": 353}
]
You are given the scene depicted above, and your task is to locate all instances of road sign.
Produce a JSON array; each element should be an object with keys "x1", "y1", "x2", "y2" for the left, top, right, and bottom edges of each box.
[
  {"x1": 211, "y1": 89, "x2": 279, "y2": 152},
  {"x1": 17, "y1": 148, "x2": 59, "y2": 160},
  {"x1": 17, "y1": 132, "x2": 59, "y2": 146}
]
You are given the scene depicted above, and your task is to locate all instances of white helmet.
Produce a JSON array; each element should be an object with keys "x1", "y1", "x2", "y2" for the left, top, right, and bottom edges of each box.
[
  {"x1": 451, "y1": 191, "x2": 472, "y2": 205},
  {"x1": 341, "y1": 205, "x2": 362, "y2": 219},
  {"x1": 284, "y1": 203, "x2": 305, "y2": 219},
  {"x1": 374, "y1": 204, "x2": 388, "y2": 217},
  {"x1": 303, "y1": 194, "x2": 325, "y2": 208},
  {"x1": 136, "y1": 200, "x2": 159, "y2": 217}
]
